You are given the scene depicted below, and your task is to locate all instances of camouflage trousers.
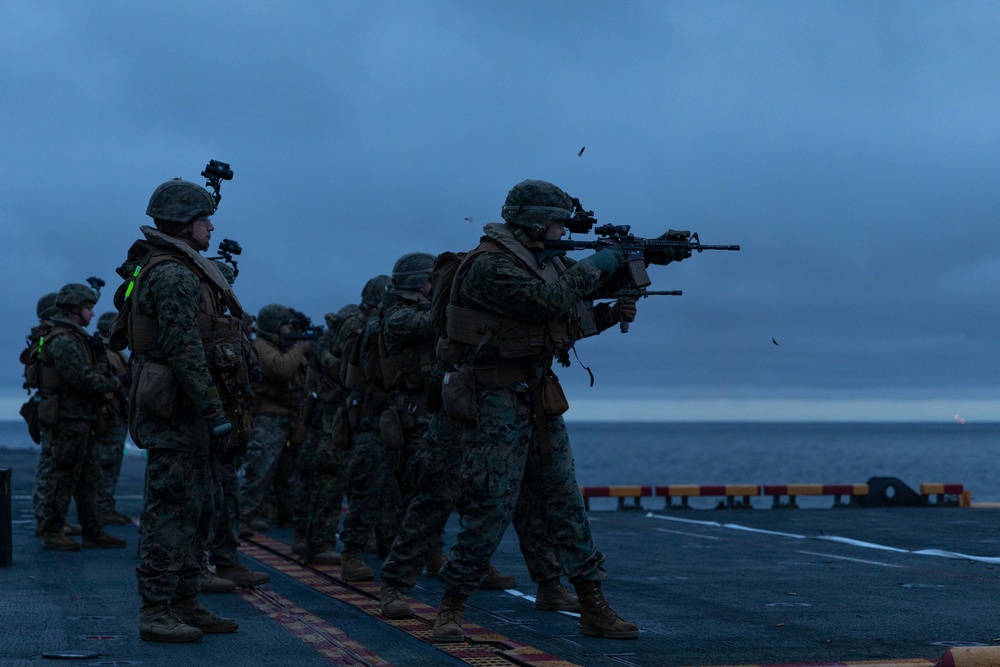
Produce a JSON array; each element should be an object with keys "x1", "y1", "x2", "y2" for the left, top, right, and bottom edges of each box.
[
  {"x1": 197, "y1": 455, "x2": 241, "y2": 568},
  {"x1": 380, "y1": 411, "x2": 459, "y2": 586},
  {"x1": 294, "y1": 408, "x2": 350, "y2": 556},
  {"x1": 32, "y1": 438, "x2": 53, "y2": 525},
  {"x1": 438, "y1": 386, "x2": 606, "y2": 598},
  {"x1": 96, "y1": 414, "x2": 127, "y2": 515},
  {"x1": 137, "y1": 446, "x2": 210, "y2": 603},
  {"x1": 383, "y1": 410, "x2": 566, "y2": 588},
  {"x1": 37, "y1": 419, "x2": 102, "y2": 535},
  {"x1": 339, "y1": 417, "x2": 400, "y2": 550},
  {"x1": 238, "y1": 414, "x2": 291, "y2": 522}
]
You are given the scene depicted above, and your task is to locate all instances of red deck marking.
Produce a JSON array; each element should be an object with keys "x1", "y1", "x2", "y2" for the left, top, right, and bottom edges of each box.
[
  {"x1": 240, "y1": 534, "x2": 584, "y2": 667},
  {"x1": 237, "y1": 585, "x2": 392, "y2": 665}
]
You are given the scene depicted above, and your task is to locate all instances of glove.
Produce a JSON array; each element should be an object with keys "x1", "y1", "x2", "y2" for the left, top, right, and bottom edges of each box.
[
  {"x1": 578, "y1": 248, "x2": 622, "y2": 278},
  {"x1": 207, "y1": 412, "x2": 233, "y2": 453},
  {"x1": 611, "y1": 300, "x2": 637, "y2": 323},
  {"x1": 645, "y1": 231, "x2": 692, "y2": 265}
]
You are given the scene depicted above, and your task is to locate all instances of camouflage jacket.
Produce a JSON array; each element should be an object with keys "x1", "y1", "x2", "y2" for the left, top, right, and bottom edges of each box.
[{"x1": 452, "y1": 222, "x2": 627, "y2": 366}]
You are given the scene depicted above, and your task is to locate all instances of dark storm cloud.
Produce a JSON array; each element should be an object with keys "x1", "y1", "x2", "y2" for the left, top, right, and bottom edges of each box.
[{"x1": 2, "y1": 2, "x2": 999, "y2": 419}]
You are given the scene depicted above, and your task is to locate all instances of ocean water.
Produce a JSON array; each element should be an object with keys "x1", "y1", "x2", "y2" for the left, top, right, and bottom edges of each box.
[{"x1": 2, "y1": 420, "x2": 997, "y2": 505}]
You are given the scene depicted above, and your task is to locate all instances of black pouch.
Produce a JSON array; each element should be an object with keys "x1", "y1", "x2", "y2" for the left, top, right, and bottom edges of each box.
[
  {"x1": 441, "y1": 367, "x2": 478, "y2": 423},
  {"x1": 19, "y1": 397, "x2": 41, "y2": 445}
]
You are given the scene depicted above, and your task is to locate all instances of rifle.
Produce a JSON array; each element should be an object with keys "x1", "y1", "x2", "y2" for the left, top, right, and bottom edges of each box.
[
  {"x1": 283, "y1": 309, "x2": 323, "y2": 347},
  {"x1": 548, "y1": 199, "x2": 740, "y2": 332}
]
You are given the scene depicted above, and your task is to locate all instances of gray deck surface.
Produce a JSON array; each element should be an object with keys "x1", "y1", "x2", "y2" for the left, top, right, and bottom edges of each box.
[{"x1": 2, "y1": 447, "x2": 997, "y2": 667}]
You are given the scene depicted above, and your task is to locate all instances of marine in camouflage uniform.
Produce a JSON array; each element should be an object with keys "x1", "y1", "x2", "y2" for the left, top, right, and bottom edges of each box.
[
  {"x1": 34, "y1": 284, "x2": 125, "y2": 552},
  {"x1": 433, "y1": 180, "x2": 684, "y2": 641},
  {"x1": 291, "y1": 306, "x2": 357, "y2": 564},
  {"x1": 238, "y1": 304, "x2": 313, "y2": 530},
  {"x1": 335, "y1": 274, "x2": 393, "y2": 581},
  {"x1": 197, "y1": 260, "x2": 270, "y2": 593},
  {"x1": 27, "y1": 292, "x2": 70, "y2": 535},
  {"x1": 116, "y1": 177, "x2": 249, "y2": 642},
  {"x1": 94, "y1": 311, "x2": 132, "y2": 526}
]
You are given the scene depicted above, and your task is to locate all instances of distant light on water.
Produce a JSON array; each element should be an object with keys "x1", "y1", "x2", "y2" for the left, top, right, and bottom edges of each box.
[{"x1": 954, "y1": 414, "x2": 967, "y2": 425}]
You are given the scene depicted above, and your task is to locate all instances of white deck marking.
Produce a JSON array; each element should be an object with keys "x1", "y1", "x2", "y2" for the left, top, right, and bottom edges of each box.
[{"x1": 796, "y1": 550, "x2": 904, "y2": 568}]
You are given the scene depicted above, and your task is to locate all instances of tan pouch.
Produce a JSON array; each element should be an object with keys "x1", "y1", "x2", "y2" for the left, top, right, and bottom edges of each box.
[
  {"x1": 135, "y1": 361, "x2": 179, "y2": 421},
  {"x1": 441, "y1": 367, "x2": 478, "y2": 423},
  {"x1": 541, "y1": 373, "x2": 569, "y2": 416},
  {"x1": 379, "y1": 407, "x2": 405, "y2": 449}
]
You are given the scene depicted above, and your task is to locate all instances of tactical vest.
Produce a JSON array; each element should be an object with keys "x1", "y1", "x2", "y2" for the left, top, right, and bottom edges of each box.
[
  {"x1": 114, "y1": 231, "x2": 247, "y2": 387},
  {"x1": 250, "y1": 336, "x2": 307, "y2": 416},
  {"x1": 445, "y1": 223, "x2": 583, "y2": 360},
  {"x1": 27, "y1": 321, "x2": 102, "y2": 390},
  {"x1": 20, "y1": 322, "x2": 59, "y2": 390}
]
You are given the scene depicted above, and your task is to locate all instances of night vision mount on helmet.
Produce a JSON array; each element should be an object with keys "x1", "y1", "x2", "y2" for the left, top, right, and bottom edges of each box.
[{"x1": 55, "y1": 283, "x2": 99, "y2": 308}]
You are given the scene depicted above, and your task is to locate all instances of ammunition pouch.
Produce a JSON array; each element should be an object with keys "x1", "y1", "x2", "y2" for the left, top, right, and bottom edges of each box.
[
  {"x1": 134, "y1": 361, "x2": 179, "y2": 422},
  {"x1": 329, "y1": 405, "x2": 353, "y2": 450},
  {"x1": 541, "y1": 372, "x2": 569, "y2": 416},
  {"x1": 441, "y1": 367, "x2": 478, "y2": 424},
  {"x1": 445, "y1": 303, "x2": 578, "y2": 358},
  {"x1": 19, "y1": 397, "x2": 41, "y2": 445},
  {"x1": 289, "y1": 394, "x2": 316, "y2": 446},
  {"x1": 378, "y1": 407, "x2": 405, "y2": 449}
]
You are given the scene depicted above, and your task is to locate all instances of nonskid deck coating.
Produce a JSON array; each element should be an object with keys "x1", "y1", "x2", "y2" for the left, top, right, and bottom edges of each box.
[{"x1": 2, "y1": 447, "x2": 999, "y2": 667}]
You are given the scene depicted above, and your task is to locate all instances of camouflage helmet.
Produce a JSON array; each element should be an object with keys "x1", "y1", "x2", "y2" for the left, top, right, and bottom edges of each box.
[
  {"x1": 360, "y1": 275, "x2": 391, "y2": 309},
  {"x1": 256, "y1": 304, "x2": 292, "y2": 334},
  {"x1": 146, "y1": 178, "x2": 216, "y2": 225},
  {"x1": 391, "y1": 253, "x2": 436, "y2": 290},
  {"x1": 213, "y1": 260, "x2": 236, "y2": 286},
  {"x1": 336, "y1": 303, "x2": 360, "y2": 320},
  {"x1": 36, "y1": 292, "x2": 59, "y2": 320},
  {"x1": 501, "y1": 179, "x2": 574, "y2": 233},
  {"x1": 55, "y1": 283, "x2": 99, "y2": 308},
  {"x1": 96, "y1": 311, "x2": 117, "y2": 337}
]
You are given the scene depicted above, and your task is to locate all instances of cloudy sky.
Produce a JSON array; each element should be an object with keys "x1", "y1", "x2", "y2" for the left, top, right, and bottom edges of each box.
[{"x1": 2, "y1": 2, "x2": 999, "y2": 422}]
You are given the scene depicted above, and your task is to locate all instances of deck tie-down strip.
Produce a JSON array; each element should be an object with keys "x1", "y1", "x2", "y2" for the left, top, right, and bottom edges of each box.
[{"x1": 240, "y1": 534, "x2": 583, "y2": 667}]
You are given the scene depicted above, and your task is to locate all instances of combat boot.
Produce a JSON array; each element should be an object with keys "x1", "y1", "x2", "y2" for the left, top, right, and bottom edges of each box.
[
  {"x1": 238, "y1": 522, "x2": 254, "y2": 538},
  {"x1": 216, "y1": 563, "x2": 271, "y2": 587},
  {"x1": 432, "y1": 591, "x2": 468, "y2": 642},
  {"x1": 139, "y1": 600, "x2": 203, "y2": 643},
  {"x1": 199, "y1": 570, "x2": 237, "y2": 594},
  {"x1": 424, "y1": 548, "x2": 448, "y2": 577},
  {"x1": 82, "y1": 531, "x2": 126, "y2": 549},
  {"x1": 305, "y1": 548, "x2": 341, "y2": 565},
  {"x1": 247, "y1": 517, "x2": 270, "y2": 532},
  {"x1": 379, "y1": 581, "x2": 412, "y2": 619},
  {"x1": 42, "y1": 531, "x2": 80, "y2": 551},
  {"x1": 102, "y1": 511, "x2": 132, "y2": 526},
  {"x1": 64, "y1": 522, "x2": 83, "y2": 535},
  {"x1": 479, "y1": 564, "x2": 517, "y2": 590},
  {"x1": 340, "y1": 543, "x2": 374, "y2": 582},
  {"x1": 573, "y1": 581, "x2": 638, "y2": 639},
  {"x1": 172, "y1": 596, "x2": 238, "y2": 634},
  {"x1": 292, "y1": 530, "x2": 307, "y2": 555},
  {"x1": 535, "y1": 578, "x2": 581, "y2": 612}
]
